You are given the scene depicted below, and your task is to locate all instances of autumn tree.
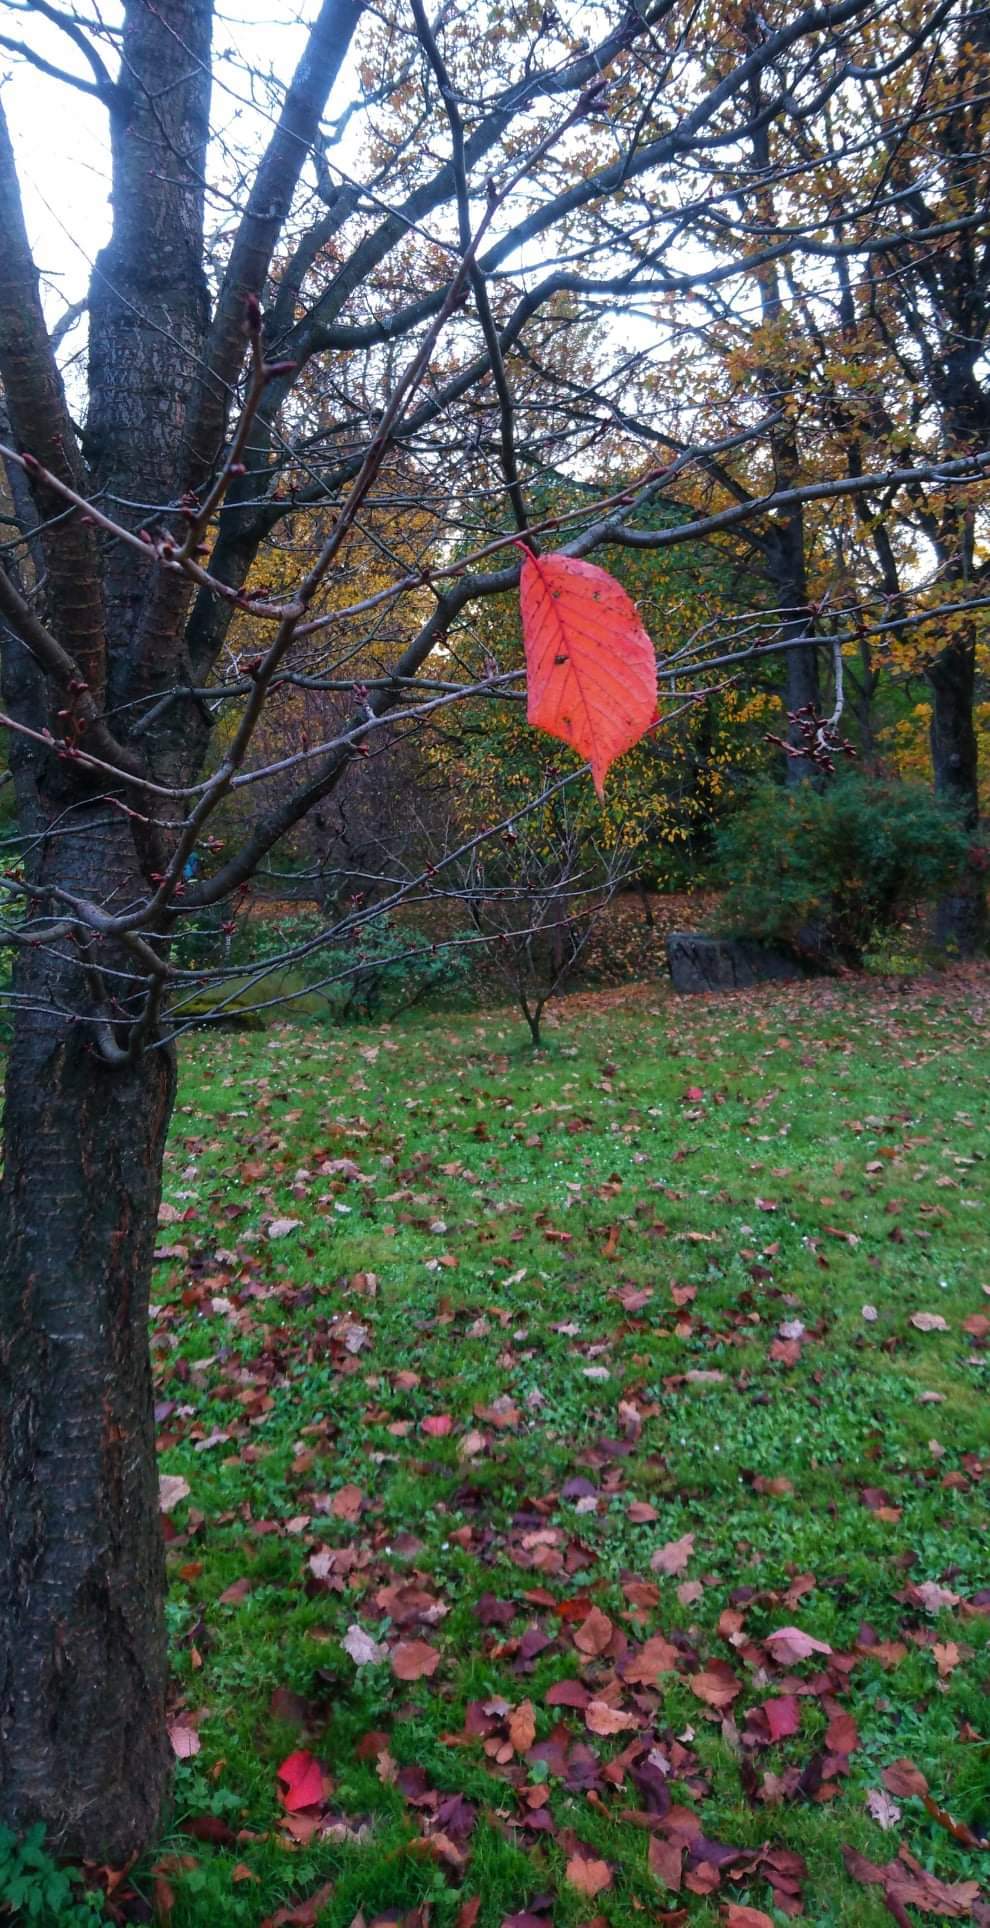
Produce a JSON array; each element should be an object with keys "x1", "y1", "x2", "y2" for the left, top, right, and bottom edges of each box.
[{"x1": 1, "y1": 0, "x2": 989, "y2": 1868}]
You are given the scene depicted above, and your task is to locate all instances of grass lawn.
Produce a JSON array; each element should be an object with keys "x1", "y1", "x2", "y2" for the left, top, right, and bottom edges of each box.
[{"x1": 144, "y1": 970, "x2": 989, "y2": 1928}]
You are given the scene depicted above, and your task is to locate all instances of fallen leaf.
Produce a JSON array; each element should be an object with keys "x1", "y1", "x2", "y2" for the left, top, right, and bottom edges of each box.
[
  {"x1": 168, "y1": 1723, "x2": 200, "y2": 1760},
  {"x1": 276, "y1": 1751, "x2": 325, "y2": 1813},
  {"x1": 585, "y1": 1699, "x2": 639, "y2": 1736},
  {"x1": 574, "y1": 1606, "x2": 614, "y2": 1656},
  {"x1": 825, "y1": 1711, "x2": 859, "y2": 1755},
  {"x1": 910, "y1": 1311, "x2": 949, "y2": 1332},
  {"x1": 649, "y1": 1836, "x2": 683, "y2": 1891},
  {"x1": 866, "y1": 1788, "x2": 902, "y2": 1830},
  {"x1": 564, "y1": 1855, "x2": 613, "y2": 1898},
  {"x1": 508, "y1": 1701, "x2": 536, "y2": 1753},
  {"x1": 159, "y1": 1474, "x2": 190, "y2": 1514},
  {"x1": 762, "y1": 1696, "x2": 800, "y2": 1741},
  {"x1": 329, "y1": 1484, "x2": 364, "y2": 1520},
  {"x1": 764, "y1": 1625, "x2": 832, "y2": 1664},
  {"x1": 267, "y1": 1217, "x2": 302, "y2": 1240},
  {"x1": 624, "y1": 1634, "x2": 680, "y2": 1683},
  {"x1": 391, "y1": 1640, "x2": 440, "y2": 1681},
  {"x1": 263, "y1": 1881, "x2": 334, "y2": 1927},
  {"x1": 882, "y1": 1759, "x2": 929, "y2": 1799},
  {"x1": 722, "y1": 1908, "x2": 775, "y2": 1928},
  {"x1": 651, "y1": 1533, "x2": 695, "y2": 1576},
  {"x1": 689, "y1": 1663, "x2": 742, "y2": 1708},
  {"x1": 343, "y1": 1624, "x2": 388, "y2": 1667}
]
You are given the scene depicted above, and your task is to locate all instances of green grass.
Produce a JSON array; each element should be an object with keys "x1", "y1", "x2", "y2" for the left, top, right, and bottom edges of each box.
[{"x1": 142, "y1": 972, "x2": 989, "y2": 1926}]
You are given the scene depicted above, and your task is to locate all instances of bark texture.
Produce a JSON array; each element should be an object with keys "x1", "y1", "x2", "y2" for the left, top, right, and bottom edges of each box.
[{"x1": 0, "y1": 974, "x2": 175, "y2": 1859}]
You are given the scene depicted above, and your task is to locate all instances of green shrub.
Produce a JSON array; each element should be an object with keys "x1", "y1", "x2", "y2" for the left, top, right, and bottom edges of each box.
[
  {"x1": 713, "y1": 774, "x2": 971, "y2": 966},
  {"x1": 177, "y1": 911, "x2": 476, "y2": 1023},
  {"x1": 311, "y1": 917, "x2": 476, "y2": 1021},
  {"x1": 0, "y1": 1825, "x2": 107, "y2": 1924}
]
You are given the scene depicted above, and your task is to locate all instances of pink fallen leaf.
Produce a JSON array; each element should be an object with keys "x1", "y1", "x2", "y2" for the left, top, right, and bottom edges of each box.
[
  {"x1": 168, "y1": 1723, "x2": 201, "y2": 1760},
  {"x1": 911, "y1": 1311, "x2": 949, "y2": 1332},
  {"x1": 421, "y1": 1414, "x2": 453, "y2": 1436},
  {"x1": 765, "y1": 1624, "x2": 832, "y2": 1664},
  {"x1": 342, "y1": 1624, "x2": 387, "y2": 1667},
  {"x1": 159, "y1": 1474, "x2": 191, "y2": 1514},
  {"x1": 267, "y1": 1217, "x2": 301, "y2": 1240},
  {"x1": 865, "y1": 1788, "x2": 901, "y2": 1830}
]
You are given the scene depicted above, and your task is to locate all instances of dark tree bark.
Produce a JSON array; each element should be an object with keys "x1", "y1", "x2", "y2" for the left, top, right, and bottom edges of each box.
[
  {"x1": 928, "y1": 629, "x2": 986, "y2": 952},
  {"x1": 0, "y1": 930, "x2": 175, "y2": 1861}
]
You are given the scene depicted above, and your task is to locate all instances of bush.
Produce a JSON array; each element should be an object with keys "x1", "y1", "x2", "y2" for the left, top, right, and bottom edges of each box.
[
  {"x1": 310, "y1": 917, "x2": 476, "y2": 1021},
  {"x1": 713, "y1": 775, "x2": 971, "y2": 966}
]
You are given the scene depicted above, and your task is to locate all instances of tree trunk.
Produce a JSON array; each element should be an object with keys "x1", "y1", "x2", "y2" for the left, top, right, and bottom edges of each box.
[
  {"x1": 0, "y1": 833, "x2": 177, "y2": 1861},
  {"x1": 928, "y1": 632, "x2": 986, "y2": 954}
]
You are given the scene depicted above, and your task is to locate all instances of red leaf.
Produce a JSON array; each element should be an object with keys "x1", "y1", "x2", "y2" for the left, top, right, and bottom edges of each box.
[
  {"x1": 825, "y1": 1711, "x2": 859, "y2": 1755},
  {"x1": 520, "y1": 550, "x2": 657, "y2": 796},
  {"x1": 762, "y1": 1695, "x2": 801, "y2": 1741},
  {"x1": 276, "y1": 1750, "x2": 324, "y2": 1812},
  {"x1": 723, "y1": 1908, "x2": 776, "y2": 1927}
]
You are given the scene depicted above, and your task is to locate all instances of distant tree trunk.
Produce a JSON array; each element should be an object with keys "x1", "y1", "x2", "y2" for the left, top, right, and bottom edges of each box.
[
  {"x1": 928, "y1": 630, "x2": 986, "y2": 953},
  {"x1": 767, "y1": 518, "x2": 821, "y2": 786}
]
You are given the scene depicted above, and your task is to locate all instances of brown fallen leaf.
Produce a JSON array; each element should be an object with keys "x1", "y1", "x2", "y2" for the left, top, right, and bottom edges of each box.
[
  {"x1": 910, "y1": 1311, "x2": 949, "y2": 1332},
  {"x1": 573, "y1": 1605, "x2": 614, "y2": 1656},
  {"x1": 508, "y1": 1700, "x2": 536, "y2": 1753},
  {"x1": 689, "y1": 1663, "x2": 742, "y2": 1709},
  {"x1": 648, "y1": 1835, "x2": 683, "y2": 1892},
  {"x1": 882, "y1": 1759, "x2": 929, "y2": 1799},
  {"x1": 624, "y1": 1634, "x2": 680, "y2": 1683},
  {"x1": 585, "y1": 1699, "x2": 639, "y2": 1736},
  {"x1": 328, "y1": 1483, "x2": 364, "y2": 1520},
  {"x1": 722, "y1": 1908, "x2": 776, "y2": 1928},
  {"x1": 825, "y1": 1711, "x2": 859, "y2": 1755},
  {"x1": 262, "y1": 1881, "x2": 334, "y2": 1927},
  {"x1": 565, "y1": 1856, "x2": 612, "y2": 1898},
  {"x1": 651, "y1": 1533, "x2": 695, "y2": 1576},
  {"x1": 390, "y1": 1640, "x2": 440, "y2": 1681}
]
